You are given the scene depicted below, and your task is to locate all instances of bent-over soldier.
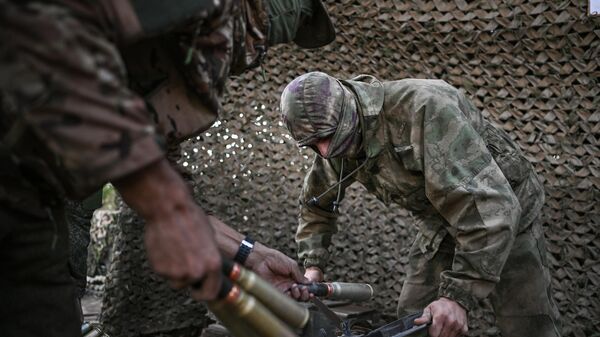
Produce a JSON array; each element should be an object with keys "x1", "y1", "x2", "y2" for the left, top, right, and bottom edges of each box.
[{"x1": 280, "y1": 72, "x2": 561, "y2": 337}]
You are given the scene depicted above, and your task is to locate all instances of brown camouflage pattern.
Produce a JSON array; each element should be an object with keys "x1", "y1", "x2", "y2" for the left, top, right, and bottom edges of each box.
[
  {"x1": 285, "y1": 74, "x2": 560, "y2": 334},
  {"x1": 0, "y1": 0, "x2": 267, "y2": 206}
]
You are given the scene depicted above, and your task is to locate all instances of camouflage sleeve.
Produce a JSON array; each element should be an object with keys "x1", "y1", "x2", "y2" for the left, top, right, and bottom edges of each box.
[
  {"x1": 297, "y1": 156, "x2": 354, "y2": 271},
  {"x1": 422, "y1": 88, "x2": 521, "y2": 312},
  {"x1": 0, "y1": 3, "x2": 164, "y2": 198}
]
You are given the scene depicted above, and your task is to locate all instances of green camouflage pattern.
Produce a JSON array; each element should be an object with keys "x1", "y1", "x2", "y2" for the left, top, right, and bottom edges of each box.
[
  {"x1": 288, "y1": 75, "x2": 557, "y2": 331},
  {"x1": 281, "y1": 72, "x2": 360, "y2": 158},
  {"x1": 397, "y1": 219, "x2": 561, "y2": 337}
]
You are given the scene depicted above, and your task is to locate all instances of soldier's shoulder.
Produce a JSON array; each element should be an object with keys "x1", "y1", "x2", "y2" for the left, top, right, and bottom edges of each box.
[
  {"x1": 382, "y1": 79, "x2": 464, "y2": 113},
  {"x1": 383, "y1": 78, "x2": 456, "y2": 95}
]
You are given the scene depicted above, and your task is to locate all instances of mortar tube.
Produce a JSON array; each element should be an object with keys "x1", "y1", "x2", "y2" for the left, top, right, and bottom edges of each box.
[
  {"x1": 219, "y1": 283, "x2": 299, "y2": 337},
  {"x1": 224, "y1": 260, "x2": 310, "y2": 329}
]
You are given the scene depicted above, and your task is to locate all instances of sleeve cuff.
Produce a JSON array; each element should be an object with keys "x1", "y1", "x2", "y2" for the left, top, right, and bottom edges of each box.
[
  {"x1": 302, "y1": 256, "x2": 328, "y2": 271},
  {"x1": 438, "y1": 281, "x2": 478, "y2": 313}
]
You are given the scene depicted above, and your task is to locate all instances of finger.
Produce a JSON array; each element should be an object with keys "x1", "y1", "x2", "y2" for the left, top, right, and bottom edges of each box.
[
  {"x1": 274, "y1": 280, "x2": 294, "y2": 293},
  {"x1": 289, "y1": 263, "x2": 307, "y2": 283},
  {"x1": 169, "y1": 279, "x2": 189, "y2": 290},
  {"x1": 450, "y1": 318, "x2": 467, "y2": 337},
  {"x1": 429, "y1": 309, "x2": 444, "y2": 337},
  {"x1": 299, "y1": 286, "x2": 311, "y2": 302},
  {"x1": 190, "y1": 278, "x2": 204, "y2": 290},
  {"x1": 190, "y1": 272, "x2": 221, "y2": 301},
  {"x1": 291, "y1": 285, "x2": 301, "y2": 299},
  {"x1": 296, "y1": 273, "x2": 310, "y2": 284},
  {"x1": 414, "y1": 308, "x2": 432, "y2": 325}
]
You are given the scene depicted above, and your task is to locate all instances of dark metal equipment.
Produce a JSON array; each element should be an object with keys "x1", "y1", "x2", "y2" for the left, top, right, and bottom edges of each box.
[{"x1": 207, "y1": 259, "x2": 428, "y2": 337}]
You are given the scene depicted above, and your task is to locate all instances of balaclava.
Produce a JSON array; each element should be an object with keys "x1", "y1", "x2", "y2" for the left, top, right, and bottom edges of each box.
[{"x1": 280, "y1": 72, "x2": 362, "y2": 158}]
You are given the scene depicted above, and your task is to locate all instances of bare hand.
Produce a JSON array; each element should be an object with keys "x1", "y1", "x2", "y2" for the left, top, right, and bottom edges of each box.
[
  {"x1": 304, "y1": 266, "x2": 324, "y2": 282},
  {"x1": 282, "y1": 266, "x2": 324, "y2": 301},
  {"x1": 414, "y1": 297, "x2": 468, "y2": 337},
  {"x1": 115, "y1": 159, "x2": 222, "y2": 301},
  {"x1": 144, "y1": 203, "x2": 222, "y2": 301},
  {"x1": 247, "y1": 245, "x2": 311, "y2": 301}
]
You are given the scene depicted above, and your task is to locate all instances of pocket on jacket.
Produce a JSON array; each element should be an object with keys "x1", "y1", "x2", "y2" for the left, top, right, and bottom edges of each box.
[{"x1": 482, "y1": 124, "x2": 531, "y2": 188}]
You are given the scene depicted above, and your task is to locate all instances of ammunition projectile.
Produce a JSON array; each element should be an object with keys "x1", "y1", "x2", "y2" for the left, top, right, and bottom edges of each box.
[
  {"x1": 224, "y1": 260, "x2": 310, "y2": 329},
  {"x1": 81, "y1": 322, "x2": 92, "y2": 335},
  {"x1": 306, "y1": 282, "x2": 374, "y2": 302},
  {"x1": 208, "y1": 300, "x2": 262, "y2": 337},
  {"x1": 216, "y1": 283, "x2": 299, "y2": 337},
  {"x1": 83, "y1": 327, "x2": 104, "y2": 337}
]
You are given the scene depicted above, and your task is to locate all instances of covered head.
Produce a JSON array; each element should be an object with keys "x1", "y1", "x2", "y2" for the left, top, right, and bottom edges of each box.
[
  {"x1": 267, "y1": 0, "x2": 336, "y2": 48},
  {"x1": 280, "y1": 72, "x2": 360, "y2": 158}
]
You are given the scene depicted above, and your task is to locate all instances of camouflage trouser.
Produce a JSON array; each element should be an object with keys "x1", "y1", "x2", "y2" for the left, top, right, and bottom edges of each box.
[
  {"x1": 397, "y1": 219, "x2": 562, "y2": 337},
  {"x1": 0, "y1": 203, "x2": 80, "y2": 337}
]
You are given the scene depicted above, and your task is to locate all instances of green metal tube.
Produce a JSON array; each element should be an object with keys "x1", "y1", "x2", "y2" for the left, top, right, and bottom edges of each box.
[
  {"x1": 219, "y1": 285, "x2": 299, "y2": 337},
  {"x1": 208, "y1": 301, "x2": 262, "y2": 337},
  {"x1": 229, "y1": 262, "x2": 310, "y2": 329}
]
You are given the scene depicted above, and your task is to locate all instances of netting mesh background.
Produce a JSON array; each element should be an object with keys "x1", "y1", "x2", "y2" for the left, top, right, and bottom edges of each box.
[{"x1": 101, "y1": 1, "x2": 600, "y2": 336}]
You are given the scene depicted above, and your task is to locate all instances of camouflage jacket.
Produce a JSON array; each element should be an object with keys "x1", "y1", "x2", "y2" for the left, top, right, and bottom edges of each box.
[
  {"x1": 0, "y1": 0, "x2": 267, "y2": 210},
  {"x1": 297, "y1": 75, "x2": 545, "y2": 311}
]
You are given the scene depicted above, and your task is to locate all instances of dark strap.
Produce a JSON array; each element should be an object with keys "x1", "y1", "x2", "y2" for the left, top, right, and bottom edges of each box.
[{"x1": 233, "y1": 236, "x2": 255, "y2": 265}]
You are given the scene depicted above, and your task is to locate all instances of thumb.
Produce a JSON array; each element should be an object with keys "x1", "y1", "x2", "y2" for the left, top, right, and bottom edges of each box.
[
  {"x1": 290, "y1": 262, "x2": 308, "y2": 283},
  {"x1": 414, "y1": 308, "x2": 432, "y2": 325}
]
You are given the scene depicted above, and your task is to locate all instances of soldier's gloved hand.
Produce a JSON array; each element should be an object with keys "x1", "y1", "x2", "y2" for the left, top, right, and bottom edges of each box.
[
  {"x1": 114, "y1": 159, "x2": 222, "y2": 301},
  {"x1": 246, "y1": 245, "x2": 312, "y2": 301},
  {"x1": 414, "y1": 297, "x2": 468, "y2": 337}
]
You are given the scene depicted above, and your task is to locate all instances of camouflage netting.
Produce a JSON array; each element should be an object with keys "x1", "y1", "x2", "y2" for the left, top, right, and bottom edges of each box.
[{"x1": 100, "y1": 1, "x2": 600, "y2": 336}]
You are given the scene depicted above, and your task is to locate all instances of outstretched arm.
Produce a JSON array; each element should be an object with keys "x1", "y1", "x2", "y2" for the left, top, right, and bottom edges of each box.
[
  {"x1": 207, "y1": 215, "x2": 310, "y2": 298},
  {"x1": 114, "y1": 158, "x2": 223, "y2": 301}
]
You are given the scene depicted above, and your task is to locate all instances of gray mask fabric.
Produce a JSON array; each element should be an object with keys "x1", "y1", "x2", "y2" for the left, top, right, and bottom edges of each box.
[{"x1": 280, "y1": 72, "x2": 361, "y2": 159}]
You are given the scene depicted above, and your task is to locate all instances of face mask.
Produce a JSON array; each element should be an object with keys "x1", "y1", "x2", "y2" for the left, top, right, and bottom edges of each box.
[{"x1": 321, "y1": 86, "x2": 362, "y2": 159}]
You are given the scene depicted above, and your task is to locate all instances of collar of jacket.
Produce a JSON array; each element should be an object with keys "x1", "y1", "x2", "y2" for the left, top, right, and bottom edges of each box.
[{"x1": 340, "y1": 75, "x2": 385, "y2": 158}]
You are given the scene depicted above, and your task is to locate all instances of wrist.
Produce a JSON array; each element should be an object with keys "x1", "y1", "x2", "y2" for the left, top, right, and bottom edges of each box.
[
  {"x1": 438, "y1": 282, "x2": 476, "y2": 313},
  {"x1": 115, "y1": 159, "x2": 195, "y2": 224},
  {"x1": 244, "y1": 242, "x2": 268, "y2": 269},
  {"x1": 233, "y1": 236, "x2": 257, "y2": 266}
]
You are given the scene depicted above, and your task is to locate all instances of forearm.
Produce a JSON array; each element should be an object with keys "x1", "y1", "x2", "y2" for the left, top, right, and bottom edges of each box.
[
  {"x1": 435, "y1": 164, "x2": 521, "y2": 311},
  {"x1": 296, "y1": 207, "x2": 338, "y2": 270},
  {"x1": 113, "y1": 158, "x2": 195, "y2": 223},
  {"x1": 113, "y1": 158, "x2": 222, "y2": 299},
  {"x1": 296, "y1": 156, "x2": 348, "y2": 270},
  {"x1": 206, "y1": 215, "x2": 270, "y2": 269},
  {"x1": 114, "y1": 160, "x2": 271, "y2": 265}
]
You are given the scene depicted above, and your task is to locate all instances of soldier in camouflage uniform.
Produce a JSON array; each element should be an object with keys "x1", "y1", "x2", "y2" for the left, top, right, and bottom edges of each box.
[
  {"x1": 0, "y1": 1, "x2": 334, "y2": 336},
  {"x1": 280, "y1": 72, "x2": 562, "y2": 337}
]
